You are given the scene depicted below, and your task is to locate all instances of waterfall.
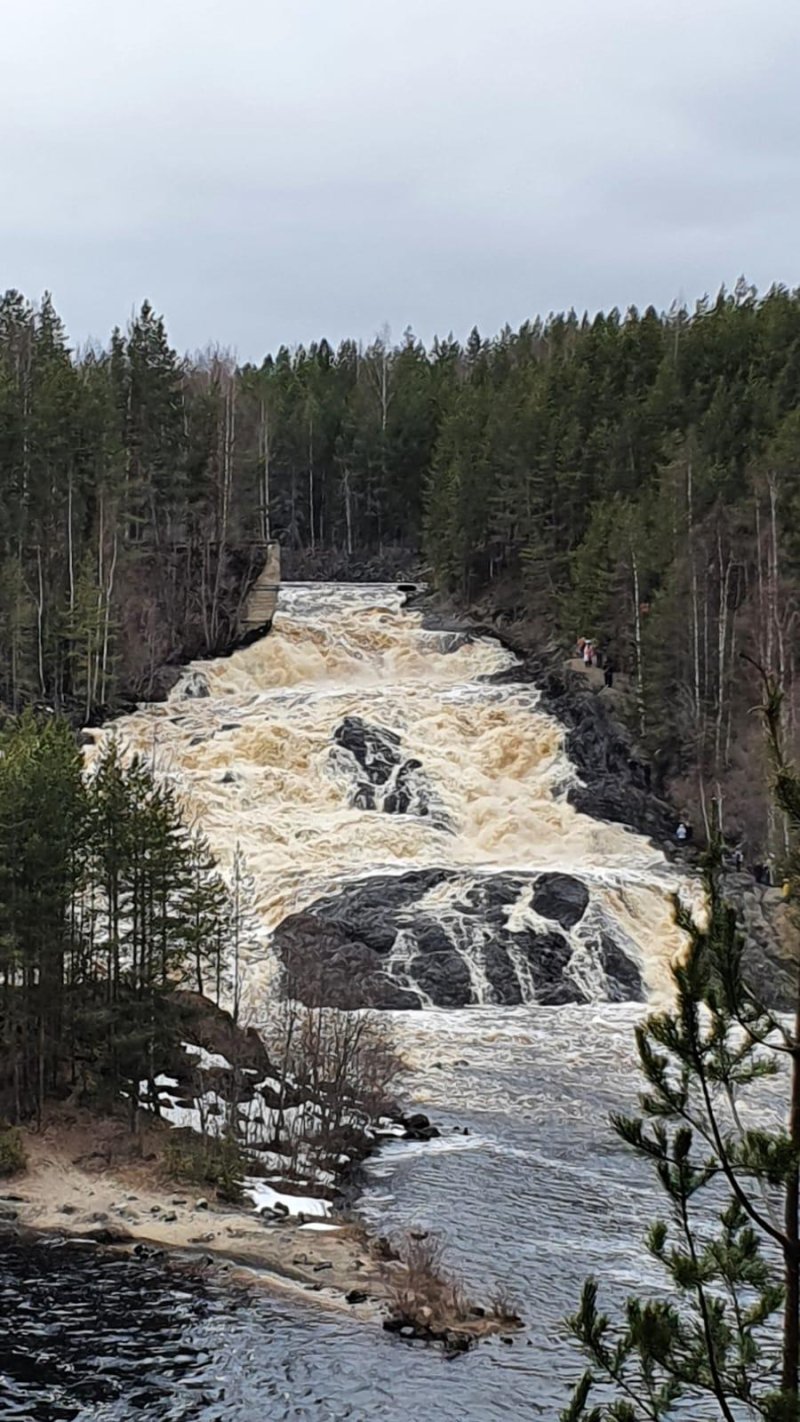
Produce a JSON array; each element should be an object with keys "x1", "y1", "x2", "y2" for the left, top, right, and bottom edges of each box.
[{"x1": 86, "y1": 583, "x2": 693, "y2": 1014}]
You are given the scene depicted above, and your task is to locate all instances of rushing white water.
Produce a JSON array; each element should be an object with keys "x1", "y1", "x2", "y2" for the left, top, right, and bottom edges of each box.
[
  {"x1": 86, "y1": 581, "x2": 693, "y2": 1016},
  {"x1": 67, "y1": 583, "x2": 715, "y2": 1416}
]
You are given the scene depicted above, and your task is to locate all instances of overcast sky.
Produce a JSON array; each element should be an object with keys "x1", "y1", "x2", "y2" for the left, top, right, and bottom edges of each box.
[{"x1": 2, "y1": 0, "x2": 798, "y2": 360}]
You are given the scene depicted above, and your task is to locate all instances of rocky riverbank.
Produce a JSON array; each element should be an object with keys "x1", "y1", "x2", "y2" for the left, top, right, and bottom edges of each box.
[
  {"x1": 0, "y1": 1106, "x2": 520, "y2": 1349},
  {"x1": 406, "y1": 585, "x2": 797, "y2": 1009},
  {"x1": 0, "y1": 1111, "x2": 384, "y2": 1317},
  {"x1": 406, "y1": 586, "x2": 675, "y2": 847}
]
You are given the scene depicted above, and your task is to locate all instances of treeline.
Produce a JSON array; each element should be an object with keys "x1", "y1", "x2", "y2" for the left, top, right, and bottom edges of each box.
[
  {"x1": 0, "y1": 714, "x2": 238, "y2": 1123},
  {"x1": 5, "y1": 282, "x2": 800, "y2": 842},
  {"x1": 0, "y1": 293, "x2": 268, "y2": 717}
]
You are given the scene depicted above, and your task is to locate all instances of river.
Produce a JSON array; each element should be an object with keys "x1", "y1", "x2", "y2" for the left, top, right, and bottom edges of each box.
[{"x1": 1, "y1": 583, "x2": 693, "y2": 1420}]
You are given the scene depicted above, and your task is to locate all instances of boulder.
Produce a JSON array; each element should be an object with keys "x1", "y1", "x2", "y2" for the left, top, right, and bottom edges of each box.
[
  {"x1": 332, "y1": 717, "x2": 442, "y2": 822},
  {"x1": 179, "y1": 670, "x2": 210, "y2": 700},
  {"x1": 599, "y1": 933, "x2": 645, "y2": 1002},
  {"x1": 83, "y1": 1225, "x2": 133, "y2": 1244},
  {"x1": 271, "y1": 867, "x2": 642, "y2": 1010},
  {"x1": 532, "y1": 874, "x2": 589, "y2": 929}
]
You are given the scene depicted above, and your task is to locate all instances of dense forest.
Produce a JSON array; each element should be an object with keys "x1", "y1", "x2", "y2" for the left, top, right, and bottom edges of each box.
[
  {"x1": 0, "y1": 714, "x2": 239, "y2": 1124},
  {"x1": 3, "y1": 281, "x2": 800, "y2": 848}
]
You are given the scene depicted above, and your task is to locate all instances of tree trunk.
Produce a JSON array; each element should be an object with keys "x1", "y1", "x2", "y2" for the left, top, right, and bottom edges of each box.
[
  {"x1": 782, "y1": 976, "x2": 800, "y2": 1396},
  {"x1": 631, "y1": 544, "x2": 646, "y2": 737},
  {"x1": 259, "y1": 398, "x2": 271, "y2": 542},
  {"x1": 687, "y1": 461, "x2": 701, "y2": 733}
]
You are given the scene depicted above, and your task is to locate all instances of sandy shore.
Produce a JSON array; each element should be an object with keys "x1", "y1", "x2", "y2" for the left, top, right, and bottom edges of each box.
[{"x1": 0, "y1": 1112, "x2": 386, "y2": 1319}]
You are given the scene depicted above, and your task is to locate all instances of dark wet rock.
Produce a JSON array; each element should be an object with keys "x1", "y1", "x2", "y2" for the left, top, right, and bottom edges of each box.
[
  {"x1": 346, "y1": 1289, "x2": 368, "y2": 1303},
  {"x1": 489, "y1": 654, "x2": 674, "y2": 842},
  {"x1": 599, "y1": 933, "x2": 645, "y2": 1002},
  {"x1": 271, "y1": 867, "x2": 642, "y2": 1009},
  {"x1": 719, "y1": 875, "x2": 794, "y2": 1010},
  {"x1": 179, "y1": 670, "x2": 210, "y2": 699},
  {"x1": 133, "y1": 1243, "x2": 165, "y2": 1260},
  {"x1": 83, "y1": 1226, "x2": 133, "y2": 1244},
  {"x1": 480, "y1": 941, "x2": 523, "y2": 1005},
  {"x1": 275, "y1": 912, "x2": 421, "y2": 1009},
  {"x1": 335, "y1": 716, "x2": 401, "y2": 785},
  {"x1": 332, "y1": 716, "x2": 442, "y2": 823},
  {"x1": 400, "y1": 1113, "x2": 440, "y2": 1141},
  {"x1": 515, "y1": 930, "x2": 577, "y2": 1006},
  {"x1": 384, "y1": 759, "x2": 427, "y2": 816},
  {"x1": 403, "y1": 1113, "x2": 431, "y2": 1132},
  {"x1": 143, "y1": 665, "x2": 185, "y2": 702},
  {"x1": 407, "y1": 934, "x2": 473, "y2": 1008},
  {"x1": 0, "y1": 1204, "x2": 19, "y2": 1221},
  {"x1": 532, "y1": 874, "x2": 589, "y2": 929}
]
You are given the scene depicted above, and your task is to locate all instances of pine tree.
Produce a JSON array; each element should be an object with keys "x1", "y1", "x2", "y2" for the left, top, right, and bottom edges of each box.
[{"x1": 563, "y1": 680, "x2": 800, "y2": 1420}]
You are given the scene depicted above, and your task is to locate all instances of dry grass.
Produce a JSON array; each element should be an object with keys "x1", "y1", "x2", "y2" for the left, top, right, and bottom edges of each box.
[{"x1": 380, "y1": 1229, "x2": 522, "y2": 1346}]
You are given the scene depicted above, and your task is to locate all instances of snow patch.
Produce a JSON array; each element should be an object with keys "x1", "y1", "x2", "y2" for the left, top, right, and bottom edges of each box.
[
  {"x1": 182, "y1": 1043, "x2": 233, "y2": 1071},
  {"x1": 243, "y1": 1177, "x2": 330, "y2": 1218}
]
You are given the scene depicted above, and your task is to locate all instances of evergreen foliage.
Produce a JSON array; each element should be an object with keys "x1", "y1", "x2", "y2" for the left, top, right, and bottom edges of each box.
[
  {"x1": 562, "y1": 680, "x2": 800, "y2": 1419},
  {"x1": 4, "y1": 282, "x2": 800, "y2": 841},
  {"x1": 0, "y1": 715, "x2": 233, "y2": 1123},
  {"x1": 0, "y1": 1128, "x2": 27, "y2": 1177},
  {"x1": 163, "y1": 1132, "x2": 245, "y2": 1205}
]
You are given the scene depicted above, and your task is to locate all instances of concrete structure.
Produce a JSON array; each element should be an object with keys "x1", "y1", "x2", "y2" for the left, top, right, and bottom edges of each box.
[{"x1": 241, "y1": 542, "x2": 281, "y2": 636}]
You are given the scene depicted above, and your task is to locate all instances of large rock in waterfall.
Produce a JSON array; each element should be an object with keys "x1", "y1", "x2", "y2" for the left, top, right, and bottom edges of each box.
[
  {"x1": 332, "y1": 715, "x2": 447, "y2": 825},
  {"x1": 270, "y1": 868, "x2": 644, "y2": 1010},
  {"x1": 531, "y1": 873, "x2": 590, "y2": 929}
]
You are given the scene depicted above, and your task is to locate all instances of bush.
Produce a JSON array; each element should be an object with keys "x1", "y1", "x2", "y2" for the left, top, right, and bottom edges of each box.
[
  {"x1": 384, "y1": 1231, "x2": 470, "y2": 1332},
  {"x1": 0, "y1": 1128, "x2": 27, "y2": 1178},
  {"x1": 163, "y1": 1132, "x2": 245, "y2": 1204}
]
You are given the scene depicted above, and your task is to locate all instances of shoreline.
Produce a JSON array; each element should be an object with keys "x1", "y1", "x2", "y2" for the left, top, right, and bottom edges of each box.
[
  {"x1": 0, "y1": 1110, "x2": 522, "y2": 1347},
  {"x1": 0, "y1": 1117, "x2": 387, "y2": 1320}
]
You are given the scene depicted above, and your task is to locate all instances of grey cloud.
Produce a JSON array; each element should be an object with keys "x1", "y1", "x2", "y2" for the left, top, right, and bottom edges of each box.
[{"x1": 1, "y1": 0, "x2": 798, "y2": 358}]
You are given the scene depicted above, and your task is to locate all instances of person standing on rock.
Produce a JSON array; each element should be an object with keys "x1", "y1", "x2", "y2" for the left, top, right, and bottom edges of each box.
[{"x1": 603, "y1": 659, "x2": 614, "y2": 688}]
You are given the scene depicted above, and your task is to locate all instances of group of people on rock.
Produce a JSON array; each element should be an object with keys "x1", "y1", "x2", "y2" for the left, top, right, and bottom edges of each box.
[
  {"x1": 577, "y1": 637, "x2": 615, "y2": 688},
  {"x1": 673, "y1": 829, "x2": 786, "y2": 892}
]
